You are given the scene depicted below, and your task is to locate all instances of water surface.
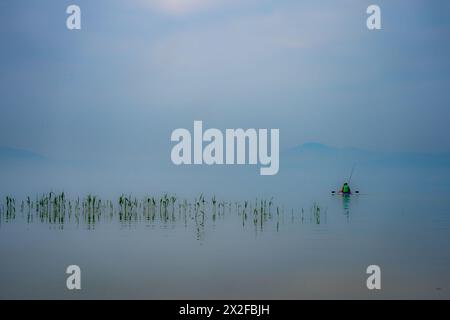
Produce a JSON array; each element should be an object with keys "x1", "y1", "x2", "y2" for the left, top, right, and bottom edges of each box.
[{"x1": 1, "y1": 191, "x2": 449, "y2": 299}]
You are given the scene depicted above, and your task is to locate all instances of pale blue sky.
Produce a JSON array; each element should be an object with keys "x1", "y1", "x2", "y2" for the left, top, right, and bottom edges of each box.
[{"x1": 1, "y1": 0, "x2": 450, "y2": 163}]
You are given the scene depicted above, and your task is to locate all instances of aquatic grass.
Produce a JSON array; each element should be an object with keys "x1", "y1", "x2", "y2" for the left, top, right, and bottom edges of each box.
[{"x1": 0, "y1": 193, "x2": 327, "y2": 238}]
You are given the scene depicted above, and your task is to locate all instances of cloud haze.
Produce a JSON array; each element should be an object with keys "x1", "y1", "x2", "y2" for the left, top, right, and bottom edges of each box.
[
  {"x1": 1, "y1": 0, "x2": 450, "y2": 164},
  {"x1": 143, "y1": 0, "x2": 226, "y2": 15}
]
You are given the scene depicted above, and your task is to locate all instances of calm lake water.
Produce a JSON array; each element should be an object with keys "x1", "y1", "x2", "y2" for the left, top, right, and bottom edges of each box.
[{"x1": 1, "y1": 189, "x2": 450, "y2": 300}]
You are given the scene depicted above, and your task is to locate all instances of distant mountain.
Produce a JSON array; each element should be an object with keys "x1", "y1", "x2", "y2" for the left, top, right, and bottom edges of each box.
[
  {"x1": 287, "y1": 142, "x2": 336, "y2": 154},
  {"x1": 284, "y1": 143, "x2": 450, "y2": 168},
  {"x1": 0, "y1": 146, "x2": 46, "y2": 162}
]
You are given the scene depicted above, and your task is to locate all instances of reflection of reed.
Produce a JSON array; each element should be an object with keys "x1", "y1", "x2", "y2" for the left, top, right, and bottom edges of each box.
[{"x1": 0, "y1": 193, "x2": 327, "y2": 237}]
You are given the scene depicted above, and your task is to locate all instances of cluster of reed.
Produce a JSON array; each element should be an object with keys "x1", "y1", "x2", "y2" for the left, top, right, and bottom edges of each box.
[{"x1": 0, "y1": 193, "x2": 327, "y2": 237}]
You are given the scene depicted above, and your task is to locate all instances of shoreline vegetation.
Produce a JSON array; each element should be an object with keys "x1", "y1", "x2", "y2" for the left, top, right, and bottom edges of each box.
[{"x1": 0, "y1": 193, "x2": 326, "y2": 239}]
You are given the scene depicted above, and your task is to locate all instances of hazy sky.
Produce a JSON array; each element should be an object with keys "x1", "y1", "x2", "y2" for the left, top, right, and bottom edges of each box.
[{"x1": 1, "y1": 0, "x2": 450, "y2": 163}]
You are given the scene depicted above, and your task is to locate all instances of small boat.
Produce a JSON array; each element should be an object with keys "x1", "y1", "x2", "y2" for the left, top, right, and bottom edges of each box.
[{"x1": 331, "y1": 191, "x2": 359, "y2": 195}]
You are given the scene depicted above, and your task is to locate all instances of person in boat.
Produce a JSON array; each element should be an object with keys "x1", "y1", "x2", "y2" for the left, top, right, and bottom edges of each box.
[{"x1": 341, "y1": 182, "x2": 351, "y2": 194}]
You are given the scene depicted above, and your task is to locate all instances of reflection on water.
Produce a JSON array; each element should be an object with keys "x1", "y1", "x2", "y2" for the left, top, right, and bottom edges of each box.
[
  {"x1": 331, "y1": 193, "x2": 353, "y2": 222},
  {"x1": 342, "y1": 194, "x2": 351, "y2": 222},
  {"x1": 0, "y1": 193, "x2": 327, "y2": 240}
]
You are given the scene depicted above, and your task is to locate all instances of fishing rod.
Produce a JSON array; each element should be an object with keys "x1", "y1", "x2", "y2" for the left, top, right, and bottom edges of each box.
[{"x1": 348, "y1": 164, "x2": 356, "y2": 184}]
